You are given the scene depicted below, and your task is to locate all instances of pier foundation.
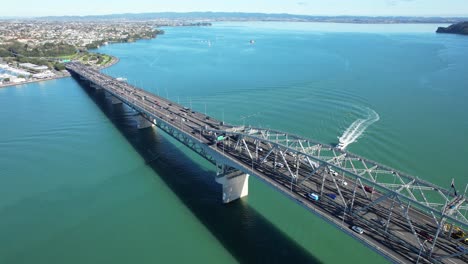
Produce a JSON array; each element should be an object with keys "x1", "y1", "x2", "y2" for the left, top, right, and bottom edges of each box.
[
  {"x1": 216, "y1": 170, "x2": 249, "y2": 203},
  {"x1": 137, "y1": 114, "x2": 154, "y2": 129}
]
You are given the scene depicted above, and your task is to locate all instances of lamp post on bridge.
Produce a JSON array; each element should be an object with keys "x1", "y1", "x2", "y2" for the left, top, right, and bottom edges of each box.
[{"x1": 341, "y1": 207, "x2": 346, "y2": 226}]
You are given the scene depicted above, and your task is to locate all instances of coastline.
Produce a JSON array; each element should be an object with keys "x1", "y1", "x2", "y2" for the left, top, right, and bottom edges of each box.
[
  {"x1": 0, "y1": 55, "x2": 120, "y2": 89},
  {"x1": 0, "y1": 27, "x2": 165, "y2": 89},
  {"x1": 99, "y1": 55, "x2": 120, "y2": 69},
  {"x1": 0, "y1": 73, "x2": 71, "y2": 89}
]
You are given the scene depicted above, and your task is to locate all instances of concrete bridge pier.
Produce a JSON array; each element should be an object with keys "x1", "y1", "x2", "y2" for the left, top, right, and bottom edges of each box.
[
  {"x1": 216, "y1": 169, "x2": 249, "y2": 203},
  {"x1": 137, "y1": 114, "x2": 154, "y2": 129}
]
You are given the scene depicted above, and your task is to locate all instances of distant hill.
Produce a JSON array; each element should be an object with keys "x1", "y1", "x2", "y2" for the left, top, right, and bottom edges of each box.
[
  {"x1": 31, "y1": 12, "x2": 468, "y2": 24},
  {"x1": 40, "y1": 12, "x2": 308, "y2": 21},
  {"x1": 436, "y1": 21, "x2": 468, "y2": 35}
]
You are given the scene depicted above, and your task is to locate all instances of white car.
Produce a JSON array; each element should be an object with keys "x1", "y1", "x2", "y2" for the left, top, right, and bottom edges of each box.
[
  {"x1": 274, "y1": 162, "x2": 284, "y2": 168},
  {"x1": 352, "y1": 226, "x2": 364, "y2": 234},
  {"x1": 339, "y1": 179, "x2": 348, "y2": 186},
  {"x1": 329, "y1": 168, "x2": 338, "y2": 176}
]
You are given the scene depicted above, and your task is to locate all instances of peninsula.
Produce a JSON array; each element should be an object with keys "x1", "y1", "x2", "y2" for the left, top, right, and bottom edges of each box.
[{"x1": 436, "y1": 21, "x2": 468, "y2": 35}]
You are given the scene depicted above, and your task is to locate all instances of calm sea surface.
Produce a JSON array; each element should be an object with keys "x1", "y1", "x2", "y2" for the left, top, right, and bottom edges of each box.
[{"x1": 1, "y1": 22, "x2": 467, "y2": 263}]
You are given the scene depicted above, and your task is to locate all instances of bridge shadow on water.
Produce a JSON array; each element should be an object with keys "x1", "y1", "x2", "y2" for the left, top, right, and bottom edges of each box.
[{"x1": 77, "y1": 81, "x2": 322, "y2": 264}]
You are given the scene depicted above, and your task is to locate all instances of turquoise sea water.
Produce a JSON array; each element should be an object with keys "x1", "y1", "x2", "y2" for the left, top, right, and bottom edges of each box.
[{"x1": 1, "y1": 22, "x2": 467, "y2": 263}]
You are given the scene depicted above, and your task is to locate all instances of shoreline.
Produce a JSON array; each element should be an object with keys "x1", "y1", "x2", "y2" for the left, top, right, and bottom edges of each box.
[
  {"x1": 0, "y1": 55, "x2": 120, "y2": 89},
  {"x1": 0, "y1": 73, "x2": 71, "y2": 89},
  {"x1": 0, "y1": 29, "x2": 162, "y2": 89},
  {"x1": 99, "y1": 55, "x2": 120, "y2": 70}
]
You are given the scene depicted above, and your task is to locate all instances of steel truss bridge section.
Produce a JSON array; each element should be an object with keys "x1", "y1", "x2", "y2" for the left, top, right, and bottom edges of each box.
[
  {"x1": 206, "y1": 126, "x2": 468, "y2": 224},
  {"x1": 204, "y1": 126, "x2": 468, "y2": 262}
]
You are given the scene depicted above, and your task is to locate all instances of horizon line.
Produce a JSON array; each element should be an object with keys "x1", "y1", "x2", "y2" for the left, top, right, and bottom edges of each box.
[{"x1": 1, "y1": 11, "x2": 468, "y2": 19}]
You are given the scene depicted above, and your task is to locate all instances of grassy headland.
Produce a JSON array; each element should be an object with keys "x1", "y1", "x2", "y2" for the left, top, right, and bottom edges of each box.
[{"x1": 0, "y1": 27, "x2": 164, "y2": 70}]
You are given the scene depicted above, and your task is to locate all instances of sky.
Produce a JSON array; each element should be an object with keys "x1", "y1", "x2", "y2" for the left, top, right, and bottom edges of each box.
[{"x1": 1, "y1": 0, "x2": 468, "y2": 17}]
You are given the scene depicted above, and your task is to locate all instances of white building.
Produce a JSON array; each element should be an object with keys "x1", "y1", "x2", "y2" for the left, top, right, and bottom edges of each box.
[
  {"x1": 0, "y1": 64, "x2": 31, "y2": 76},
  {"x1": 19, "y1": 63, "x2": 49, "y2": 73},
  {"x1": 32, "y1": 70, "x2": 55, "y2": 79},
  {"x1": 11, "y1": 77, "x2": 27, "y2": 83}
]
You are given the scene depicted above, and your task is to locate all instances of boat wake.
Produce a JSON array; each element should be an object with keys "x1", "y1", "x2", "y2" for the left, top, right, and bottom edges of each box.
[{"x1": 338, "y1": 108, "x2": 379, "y2": 150}]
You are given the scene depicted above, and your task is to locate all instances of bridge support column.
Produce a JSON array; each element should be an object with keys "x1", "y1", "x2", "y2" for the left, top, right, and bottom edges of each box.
[
  {"x1": 137, "y1": 114, "x2": 154, "y2": 129},
  {"x1": 216, "y1": 170, "x2": 249, "y2": 203}
]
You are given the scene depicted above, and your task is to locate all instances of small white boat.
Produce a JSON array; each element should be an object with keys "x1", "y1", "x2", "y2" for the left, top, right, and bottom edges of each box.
[{"x1": 336, "y1": 142, "x2": 346, "y2": 150}]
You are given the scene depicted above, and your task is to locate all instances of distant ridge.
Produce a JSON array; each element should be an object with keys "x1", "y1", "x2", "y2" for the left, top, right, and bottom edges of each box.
[{"x1": 20, "y1": 12, "x2": 468, "y2": 24}]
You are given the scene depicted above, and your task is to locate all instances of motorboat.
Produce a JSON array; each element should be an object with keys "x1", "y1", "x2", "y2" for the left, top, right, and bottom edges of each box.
[{"x1": 336, "y1": 142, "x2": 346, "y2": 150}]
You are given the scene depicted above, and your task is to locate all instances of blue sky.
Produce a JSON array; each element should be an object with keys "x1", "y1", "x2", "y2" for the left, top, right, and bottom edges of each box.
[{"x1": 1, "y1": 0, "x2": 468, "y2": 17}]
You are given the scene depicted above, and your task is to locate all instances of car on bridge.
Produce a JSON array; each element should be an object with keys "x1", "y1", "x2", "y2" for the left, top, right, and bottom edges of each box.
[
  {"x1": 338, "y1": 179, "x2": 348, "y2": 186},
  {"x1": 351, "y1": 226, "x2": 364, "y2": 234},
  {"x1": 456, "y1": 245, "x2": 466, "y2": 252},
  {"x1": 308, "y1": 193, "x2": 319, "y2": 201},
  {"x1": 451, "y1": 226, "x2": 467, "y2": 242},
  {"x1": 364, "y1": 186, "x2": 375, "y2": 193},
  {"x1": 274, "y1": 162, "x2": 284, "y2": 168},
  {"x1": 374, "y1": 218, "x2": 387, "y2": 227},
  {"x1": 417, "y1": 230, "x2": 433, "y2": 242}
]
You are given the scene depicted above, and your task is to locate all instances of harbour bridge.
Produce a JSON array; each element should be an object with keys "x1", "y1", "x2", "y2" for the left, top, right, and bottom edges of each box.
[{"x1": 66, "y1": 62, "x2": 468, "y2": 264}]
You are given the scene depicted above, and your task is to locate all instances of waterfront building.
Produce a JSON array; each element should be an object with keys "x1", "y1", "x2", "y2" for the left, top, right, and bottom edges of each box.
[{"x1": 19, "y1": 63, "x2": 49, "y2": 73}]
